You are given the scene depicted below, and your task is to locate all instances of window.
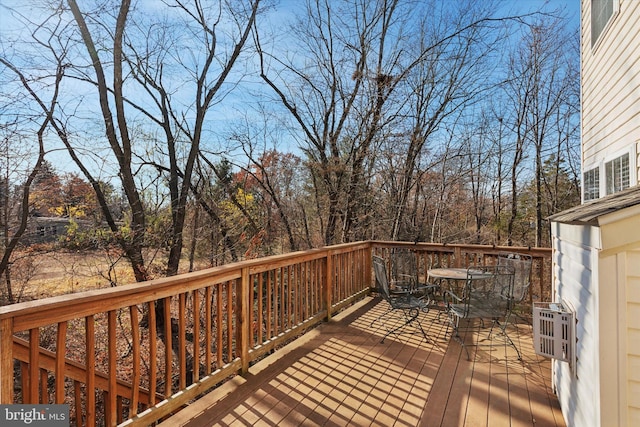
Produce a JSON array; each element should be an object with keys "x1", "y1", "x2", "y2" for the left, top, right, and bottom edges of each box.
[
  {"x1": 605, "y1": 153, "x2": 630, "y2": 195},
  {"x1": 591, "y1": 0, "x2": 615, "y2": 47},
  {"x1": 583, "y1": 167, "x2": 600, "y2": 201}
]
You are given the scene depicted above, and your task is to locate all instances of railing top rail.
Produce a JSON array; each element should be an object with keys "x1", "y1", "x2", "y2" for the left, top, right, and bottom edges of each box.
[
  {"x1": 0, "y1": 241, "x2": 372, "y2": 330},
  {"x1": 369, "y1": 241, "x2": 552, "y2": 257},
  {"x1": 0, "y1": 265, "x2": 242, "y2": 329}
]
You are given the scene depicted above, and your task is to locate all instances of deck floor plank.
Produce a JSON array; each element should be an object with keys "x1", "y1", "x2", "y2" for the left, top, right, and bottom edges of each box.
[{"x1": 159, "y1": 297, "x2": 566, "y2": 427}]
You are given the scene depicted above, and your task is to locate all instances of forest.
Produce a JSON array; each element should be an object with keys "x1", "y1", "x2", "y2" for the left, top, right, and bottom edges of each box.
[{"x1": 0, "y1": 0, "x2": 580, "y2": 303}]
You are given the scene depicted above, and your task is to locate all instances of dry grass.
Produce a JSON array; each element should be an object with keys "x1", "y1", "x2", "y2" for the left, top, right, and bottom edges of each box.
[
  {"x1": 8, "y1": 248, "x2": 217, "y2": 303},
  {"x1": 20, "y1": 250, "x2": 134, "y2": 298}
]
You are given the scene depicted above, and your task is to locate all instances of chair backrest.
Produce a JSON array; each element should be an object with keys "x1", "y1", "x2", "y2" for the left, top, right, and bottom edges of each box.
[
  {"x1": 497, "y1": 252, "x2": 532, "y2": 303},
  {"x1": 460, "y1": 265, "x2": 514, "y2": 316},
  {"x1": 372, "y1": 256, "x2": 392, "y2": 301},
  {"x1": 464, "y1": 264, "x2": 513, "y2": 294},
  {"x1": 390, "y1": 247, "x2": 417, "y2": 285}
]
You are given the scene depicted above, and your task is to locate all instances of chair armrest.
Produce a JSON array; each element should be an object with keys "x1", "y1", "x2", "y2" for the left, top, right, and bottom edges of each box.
[
  {"x1": 443, "y1": 289, "x2": 463, "y2": 305},
  {"x1": 417, "y1": 282, "x2": 439, "y2": 290},
  {"x1": 414, "y1": 283, "x2": 439, "y2": 295},
  {"x1": 389, "y1": 279, "x2": 413, "y2": 294}
]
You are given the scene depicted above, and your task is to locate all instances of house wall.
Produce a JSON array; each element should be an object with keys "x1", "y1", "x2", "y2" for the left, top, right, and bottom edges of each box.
[
  {"x1": 552, "y1": 207, "x2": 640, "y2": 427},
  {"x1": 598, "y1": 208, "x2": 640, "y2": 426},
  {"x1": 551, "y1": 221, "x2": 600, "y2": 427},
  {"x1": 581, "y1": 0, "x2": 640, "y2": 186},
  {"x1": 627, "y1": 249, "x2": 640, "y2": 425}
]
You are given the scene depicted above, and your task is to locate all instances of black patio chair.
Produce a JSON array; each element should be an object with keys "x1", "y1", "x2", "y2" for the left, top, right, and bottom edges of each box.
[
  {"x1": 444, "y1": 264, "x2": 519, "y2": 359},
  {"x1": 371, "y1": 255, "x2": 431, "y2": 343},
  {"x1": 497, "y1": 252, "x2": 533, "y2": 323},
  {"x1": 389, "y1": 247, "x2": 438, "y2": 306}
]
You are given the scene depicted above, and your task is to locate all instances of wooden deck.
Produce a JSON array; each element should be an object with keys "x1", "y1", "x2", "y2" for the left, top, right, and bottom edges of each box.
[{"x1": 159, "y1": 297, "x2": 566, "y2": 427}]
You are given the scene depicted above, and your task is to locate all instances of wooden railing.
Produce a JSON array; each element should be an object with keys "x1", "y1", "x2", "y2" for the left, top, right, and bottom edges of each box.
[
  {"x1": 371, "y1": 241, "x2": 553, "y2": 304},
  {"x1": 0, "y1": 241, "x2": 551, "y2": 426}
]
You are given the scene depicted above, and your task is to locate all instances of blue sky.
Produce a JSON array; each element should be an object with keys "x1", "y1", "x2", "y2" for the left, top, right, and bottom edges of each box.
[
  {"x1": 0, "y1": 0, "x2": 582, "y2": 178},
  {"x1": 500, "y1": 0, "x2": 580, "y2": 26}
]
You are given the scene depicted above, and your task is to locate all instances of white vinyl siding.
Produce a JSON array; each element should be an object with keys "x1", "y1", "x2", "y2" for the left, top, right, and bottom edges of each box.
[
  {"x1": 628, "y1": 250, "x2": 640, "y2": 426},
  {"x1": 581, "y1": 0, "x2": 640, "y2": 178},
  {"x1": 551, "y1": 222, "x2": 600, "y2": 427}
]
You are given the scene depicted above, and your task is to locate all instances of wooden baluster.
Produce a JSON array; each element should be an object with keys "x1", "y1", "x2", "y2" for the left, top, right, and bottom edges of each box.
[
  {"x1": 257, "y1": 273, "x2": 264, "y2": 345},
  {"x1": 339, "y1": 254, "x2": 345, "y2": 301},
  {"x1": 325, "y1": 253, "x2": 333, "y2": 319},
  {"x1": 0, "y1": 318, "x2": 14, "y2": 404},
  {"x1": 39, "y1": 368, "x2": 48, "y2": 403},
  {"x1": 296, "y1": 263, "x2": 301, "y2": 324},
  {"x1": 348, "y1": 252, "x2": 353, "y2": 297},
  {"x1": 178, "y1": 293, "x2": 186, "y2": 390},
  {"x1": 227, "y1": 281, "x2": 233, "y2": 362},
  {"x1": 129, "y1": 305, "x2": 140, "y2": 415},
  {"x1": 334, "y1": 256, "x2": 340, "y2": 303},
  {"x1": 147, "y1": 301, "x2": 157, "y2": 407},
  {"x1": 287, "y1": 266, "x2": 293, "y2": 328},
  {"x1": 85, "y1": 315, "x2": 96, "y2": 427},
  {"x1": 74, "y1": 380, "x2": 82, "y2": 425},
  {"x1": 248, "y1": 273, "x2": 254, "y2": 348},
  {"x1": 216, "y1": 286, "x2": 223, "y2": 367},
  {"x1": 351, "y1": 251, "x2": 356, "y2": 295},
  {"x1": 317, "y1": 258, "x2": 321, "y2": 310},
  {"x1": 192, "y1": 289, "x2": 200, "y2": 383},
  {"x1": 107, "y1": 310, "x2": 117, "y2": 426},
  {"x1": 297, "y1": 263, "x2": 302, "y2": 322},
  {"x1": 239, "y1": 267, "x2": 250, "y2": 374},
  {"x1": 117, "y1": 396, "x2": 123, "y2": 424},
  {"x1": 163, "y1": 297, "x2": 172, "y2": 397},
  {"x1": 55, "y1": 321, "x2": 67, "y2": 404},
  {"x1": 303, "y1": 261, "x2": 309, "y2": 320},
  {"x1": 20, "y1": 361, "x2": 28, "y2": 403},
  {"x1": 309, "y1": 261, "x2": 315, "y2": 314},
  {"x1": 302, "y1": 262, "x2": 307, "y2": 321},
  {"x1": 308, "y1": 261, "x2": 313, "y2": 314},
  {"x1": 28, "y1": 328, "x2": 39, "y2": 403},
  {"x1": 278, "y1": 267, "x2": 284, "y2": 332},
  {"x1": 266, "y1": 271, "x2": 272, "y2": 341},
  {"x1": 205, "y1": 287, "x2": 212, "y2": 374}
]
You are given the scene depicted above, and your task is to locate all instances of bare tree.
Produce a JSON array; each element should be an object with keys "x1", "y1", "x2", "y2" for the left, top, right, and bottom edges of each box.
[
  {"x1": 5, "y1": 0, "x2": 265, "y2": 282},
  {"x1": 502, "y1": 14, "x2": 580, "y2": 246},
  {"x1": 0, "y1": 21, "x2": 68, "y2": 302},
  {"x1": 256, "y1": 0, "x2": 539, "y2": 244},
  {"x1": 256, "y1": 0, "x2": 409, "y2": 244},
  {"x1": 385, "y1": 1, "x2": 512, "y2": 242}
]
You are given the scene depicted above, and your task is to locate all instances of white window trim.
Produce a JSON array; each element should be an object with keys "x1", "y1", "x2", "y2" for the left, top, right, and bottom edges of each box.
[
  {"x1": 591, "y1": 0, "x2": 620, "y2": 52},
  {"x1": 582, "y1": 166, "x2": 600, "y2": 203},
  {"x1": 586, "y1": 144, "x2": 637, "y2": 200}
]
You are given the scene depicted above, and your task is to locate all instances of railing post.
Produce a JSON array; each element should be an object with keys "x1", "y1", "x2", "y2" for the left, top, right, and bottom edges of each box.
[
  {"x1": 0, "y1": 317, "x2": 13, "y2": 403},
  {"x1": 454, "y1": 246, "x2": 462, "y2": 267},
  {"x1": 325, "y1": 251, "x2": 333, "y2": 321},
  {"x1": 366, "y1": 245, "x2": 373, "y2": 291},
  {"x1": 239, "y1": 266, "x2": 250, "y2": 374}
]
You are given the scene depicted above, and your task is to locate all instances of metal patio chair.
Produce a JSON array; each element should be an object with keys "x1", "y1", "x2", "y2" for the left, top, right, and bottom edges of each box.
[
  {"x1": 497, "y1": 252, "x2": 533, "y2": 316},
  {"x1": 371, "y1": 255, "x2": 431, "y2": 343},
  {"x1": 444, "y1": 264, "x2": 519, "y2": 359},
  {"x1": 389, "y1": 247, "x2": 438, "y2": 306}
]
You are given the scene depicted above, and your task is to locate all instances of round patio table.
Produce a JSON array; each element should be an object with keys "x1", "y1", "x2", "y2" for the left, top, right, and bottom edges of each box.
[{"x1": 427, "y1": 267, "x2": 494, "y2": 281}]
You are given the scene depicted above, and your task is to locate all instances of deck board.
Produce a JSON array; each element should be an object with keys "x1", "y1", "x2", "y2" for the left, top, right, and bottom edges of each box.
[{"x1": 159, "y1": 297, "x2": 566, "y2": 427}]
